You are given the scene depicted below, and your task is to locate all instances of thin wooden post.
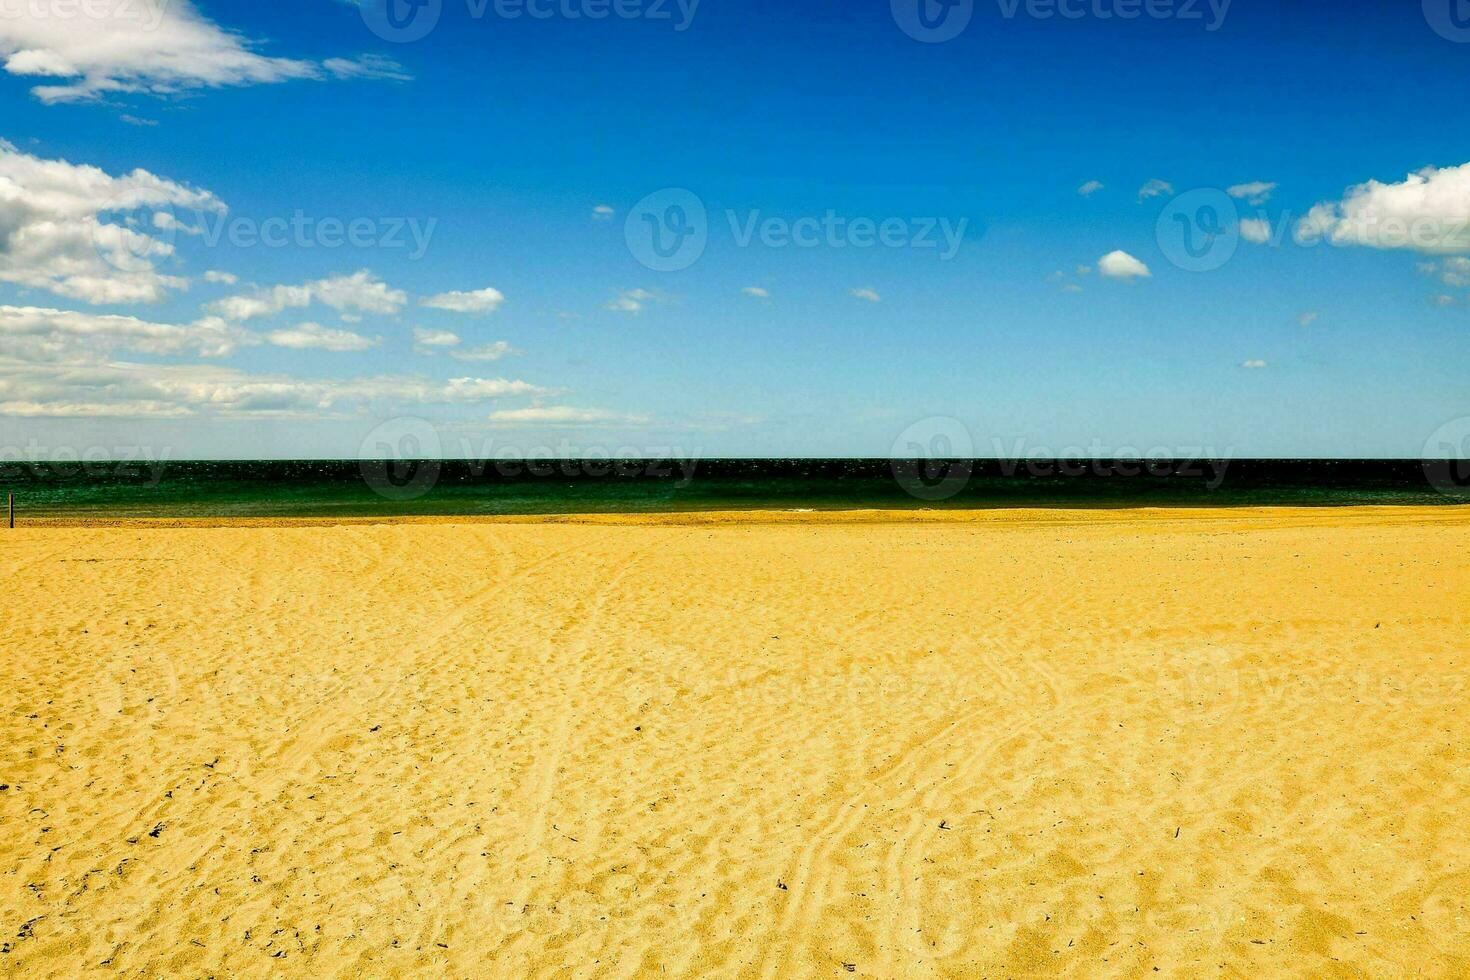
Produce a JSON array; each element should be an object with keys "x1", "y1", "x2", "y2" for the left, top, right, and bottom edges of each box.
[{"x1": 7, "y1": 493, "x2": 12, "y2": 529}]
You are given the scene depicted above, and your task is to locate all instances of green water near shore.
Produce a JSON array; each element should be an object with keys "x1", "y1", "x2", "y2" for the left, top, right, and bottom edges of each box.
[{"x1": 2, "y1": 458, "x2": 1463, "y2": 519}]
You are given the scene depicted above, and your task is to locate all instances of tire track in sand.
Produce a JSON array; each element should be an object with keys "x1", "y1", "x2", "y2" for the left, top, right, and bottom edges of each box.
[
  {"x1": 150, "y1": 529, "x2": 591, "y2": 886},
  {"x1": 496, "y1": 549, "x2": 647, "y2": 959},
  {"x1": 759, "y1": 633, "x2": 1042, "y2": 979},
  {"x1": 876, "y1": 637, "x2": 1069, "y2": 975}
]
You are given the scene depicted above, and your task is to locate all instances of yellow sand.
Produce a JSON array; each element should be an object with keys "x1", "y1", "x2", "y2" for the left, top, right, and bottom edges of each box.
[{"x1": 2, "y1": 507, "x2": 1469, "y2": 977}]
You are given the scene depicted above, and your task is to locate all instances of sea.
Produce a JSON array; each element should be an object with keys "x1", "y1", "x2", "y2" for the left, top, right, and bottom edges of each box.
[{"x1": 2, "y1": 457, "x2": 1466, "y2": 519}]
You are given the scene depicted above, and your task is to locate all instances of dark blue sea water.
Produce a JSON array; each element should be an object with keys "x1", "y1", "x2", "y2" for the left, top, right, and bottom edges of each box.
[{"x1": 2, "y1": 458, "x2": 1466, "y2": 519}]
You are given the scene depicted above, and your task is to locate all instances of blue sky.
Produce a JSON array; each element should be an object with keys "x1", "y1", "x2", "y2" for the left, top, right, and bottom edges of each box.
[{"x1": 1, "y1": 0, "x2": 1468, "y2": 459}]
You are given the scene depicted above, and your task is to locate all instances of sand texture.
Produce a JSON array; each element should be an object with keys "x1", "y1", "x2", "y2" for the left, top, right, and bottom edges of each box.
[{"x1": 2, "y1": 507, "x2": 1469, "y2": 976}]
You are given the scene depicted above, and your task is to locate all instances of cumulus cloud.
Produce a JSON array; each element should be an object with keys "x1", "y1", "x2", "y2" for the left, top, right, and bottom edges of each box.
[
  {"x1": 1240, "y1": 360, "x2": 1268, "y2": 369},
  {"x1": 742, "y1": 286, "x2": 770, "y2": 299},
  {"x1": 1138, "y1": 179, "x2": 1175, "y2": 201},
  {"x1": 1078, "y1": 180, "x2": 1104, "y2": 197},
  {"x1": 1097, "y1": 250, "x2": 1151, "y2": 280},
  {"x1": 264, "y1": 322, "x2": 379, "y2": 352},
  {"x1": 604, "y1": 288, "x2": 657, "y2": 313},
  {"x1": 485, "y1": 405, "x2": 650, "y2": 425},
  {"x1": 421, "y1": 287, "x2": 505, "y2": 315},
  {"x1": 0, "y1": 0, "x2": 407, "y2": 104},
  {"x1": 1297, "y1": 311, "x2": 1319, "y2": 327},
  {"x1": 208, "y1": 271, "x2": 407, "y2": 321},
  {"x1": 0, "y1": 304, "x2": 248, "y2": 360},
  {"x1": 1227, "y1": 181, "x2": 1277, "y2": 206},
  {"x1": 849, "y1": 287, "x2": 881, "y2": 303},
  {"x1": 412, "y1": 327, "x2": 460, "y2": 353},
  {"x1": 448, "y1": 341, "x2": 517, "y2": 363},
  {"x1": 0, "y1": 140, "x2": 224, "y2": 304},
  {"x1": 592, "y1": 205, "x2": 614, "y2": 220},
  {"x1": 202, "y1": 270, "x2": 238, "y2": 285},
  {"x1": 0, "y1": 356, "x2": 551, "y2": 419},
  {"x1": 1239, "y1": 217, "x2": 1272, "y2": 244},
  {"x1": 1295, "y1": 162, "x2": 1470, "y2": 254},
  {"x1": 1422, "y1": 256, "x2": 1470, "y2": 287}
]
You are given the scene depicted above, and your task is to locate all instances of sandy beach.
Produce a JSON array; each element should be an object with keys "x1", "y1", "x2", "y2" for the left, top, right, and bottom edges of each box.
[{"x1": 2, "y1": 507, "x2": 1468, "y2": 976}]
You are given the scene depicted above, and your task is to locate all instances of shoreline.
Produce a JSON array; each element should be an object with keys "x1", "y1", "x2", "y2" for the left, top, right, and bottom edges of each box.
[{"x1": 10, "y1": 502, "x2": 1470, "y2": 529}]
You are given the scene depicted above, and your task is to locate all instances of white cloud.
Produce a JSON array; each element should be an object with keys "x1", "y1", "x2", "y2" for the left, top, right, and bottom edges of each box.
[
  {"x1": 441, "y1": 377, "x2": 547, "y2": 401},
  {"x1": 1424, "y1": 256, "x2": 1470, "y2": 287},
  {"x1": 605, "y1": 288, "x2": 657, "y2": 313},
  {"x1": 421, "y1": 287, "x2": 505, "y2": 315},
  {"x1": 1077, "y1": 180, "x2": 1104, "y2": 197},
  {"x1": 485, "y1": 405, "x2": 649, "y2": 426},
  {"x1": 0, "y1": 0, "x2": 408, "y2": 104},
  {"x1": 1240, "y1": 360, "x2": 1268, "y2": 369},
  {"x1": 849, "y1": 287, "x2": 882, "y2": 303},
  {"x1": 209, "y1": 271, "x2": 407, "y2": 321},
  {"x1": 0, "y1": 140, "x2": 223, "y2": 304},
  {"x1": 412, "y1": 326, "x2": 460, "y2": 353},
  {"x1": 1138, "y1": 179, "x2": 1174, "y2": 201},
  {"x1": 311, "y1": 271, "x2": 406, "y2": 315},
  {"x1": 0, "y1": 304, "x2": 248, "y2": 360},
  {"x1": 1227, "y1": 181, "x2": 1277, "y2": 206},
  {"x1": 592, "y1": 204, "x2": 614, "y2": 220},
  {"x1": 1096, "y1": 250, "x2": 1151, "y2": 280},
  {"x1": 0, "y1": 356, "x2": 551, "y2": 419},
  {"x1": 742, "y1": 286, "x2": 770, "y2": 298},
  {"x1": 448, "y1": 340, "x2": 517, "y2": 362},
  {"x1": 202, "y1": 270, "x2": 238, "y2": 285},
  {"x1": 1295, "y1": 162, "x2": 1470, "y2": 254},
  {"x1": 322, "y1": 55, "x2": 412, "y2": 82},
  {"x1": 1062, "y1": 283, "x2": 1083, "y2": 294},
  {"x1": 1297, "y1": 311, "x2": 1319, "y2": 327},
  {"x1": 1075, "y1": 265, "x2": 1092, "y2": 276},
  {"x1": 1239, "y1": 217, "x2": 1272, "y2": 244},
  {"x1": 264, "y1": 322, "x2": 379, "y2": 352}
]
